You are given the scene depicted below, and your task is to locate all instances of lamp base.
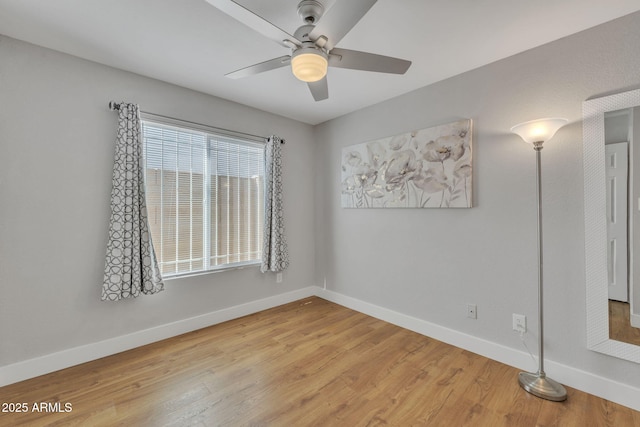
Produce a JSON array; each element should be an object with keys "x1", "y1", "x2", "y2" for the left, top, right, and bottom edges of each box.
[{"x1": 518, "y1": 371, "x2": 567, "y2": 401}]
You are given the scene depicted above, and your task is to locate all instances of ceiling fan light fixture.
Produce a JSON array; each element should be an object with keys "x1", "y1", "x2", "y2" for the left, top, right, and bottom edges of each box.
[{"x1": 291, "y1": 48, "x2": 328, "y2": 82}]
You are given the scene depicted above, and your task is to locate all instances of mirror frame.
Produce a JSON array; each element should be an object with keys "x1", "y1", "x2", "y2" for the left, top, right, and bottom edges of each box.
[{"x1": 583, "y1": 88, "x2": 640, "y2": 363}]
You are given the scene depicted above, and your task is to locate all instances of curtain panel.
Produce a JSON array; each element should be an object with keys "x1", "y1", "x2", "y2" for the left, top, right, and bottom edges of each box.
[
  {"x1": 102, "y1": 102, "x2": 164, "y2": 301},
  {"x1": 261, "y1": 136, "x2": 289, "y2": 273}
]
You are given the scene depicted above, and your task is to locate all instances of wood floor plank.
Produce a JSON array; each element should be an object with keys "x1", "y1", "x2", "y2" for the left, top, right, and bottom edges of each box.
[
  {"x1": 609, "y1": 300, "x2": 640, "y2": 346},
  {"x1": 1, "y1": 297, "x2": 637, "y2": 426}
]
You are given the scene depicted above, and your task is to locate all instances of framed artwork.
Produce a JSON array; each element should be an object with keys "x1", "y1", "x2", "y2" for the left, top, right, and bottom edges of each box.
[{"x1": 341, "y1": 119, "x2": 472, "y2": 208}]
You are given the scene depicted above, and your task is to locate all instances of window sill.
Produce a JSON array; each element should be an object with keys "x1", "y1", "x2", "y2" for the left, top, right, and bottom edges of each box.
[{"x1": 162, "y1": 261, "x2": 261, "y2": 281}]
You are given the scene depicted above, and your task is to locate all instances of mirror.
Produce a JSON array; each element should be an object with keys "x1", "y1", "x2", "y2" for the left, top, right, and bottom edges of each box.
[
  {"x1": 604, "y1": 107, "x2": 640, "y2": 346},
  {"x1": 584, "y1": 88, "x2": 640, "y2": 362}
]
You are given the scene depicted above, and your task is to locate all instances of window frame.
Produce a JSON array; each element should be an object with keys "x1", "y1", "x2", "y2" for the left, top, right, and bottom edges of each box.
[{"x1": 140, "y1": 113, "x2": 266, "y2": 279}]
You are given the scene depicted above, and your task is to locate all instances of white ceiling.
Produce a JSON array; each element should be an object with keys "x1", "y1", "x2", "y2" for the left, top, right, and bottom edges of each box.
[{"x1": 1, "y1": 0, "x2": 639, "y2": 125}]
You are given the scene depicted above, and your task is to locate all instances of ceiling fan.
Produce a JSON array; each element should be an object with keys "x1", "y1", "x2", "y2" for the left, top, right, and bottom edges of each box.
[{"x1": 204, "y1": 0, "x2": 412, "y2": 101}]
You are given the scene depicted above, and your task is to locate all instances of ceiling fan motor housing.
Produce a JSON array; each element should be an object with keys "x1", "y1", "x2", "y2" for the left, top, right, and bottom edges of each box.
[
  {"x1": 293, "y1": 24, "x2": 319, "y2": 44},
  {"x1": 297, "y1": 0, "x2": 324, "y2": 24}
]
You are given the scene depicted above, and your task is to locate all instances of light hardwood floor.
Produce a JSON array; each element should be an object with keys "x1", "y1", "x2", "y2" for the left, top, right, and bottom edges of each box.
[
  {"x1": 1, "y1": 297, "x2": 639, "y2": 426},
  {"x1": 609, "y1": 300, "x2": 640, "y2": 346}
]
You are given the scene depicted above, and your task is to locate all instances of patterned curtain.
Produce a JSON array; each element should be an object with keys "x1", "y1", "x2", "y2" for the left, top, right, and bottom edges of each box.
[
  {"x1": 261, "y1": 136, "x2": 289, "y2": 273},
  {"x1": 102, "y1": 102, "x2": 164, "y2": 301}
]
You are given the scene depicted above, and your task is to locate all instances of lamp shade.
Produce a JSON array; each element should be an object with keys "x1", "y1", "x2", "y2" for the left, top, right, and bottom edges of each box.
[
  {"x1": 510, "y1": 118, "x2": 568, "y2": 144},
  {"x1": 291, "y1": 48, "x2": 328, "y2": 82}
]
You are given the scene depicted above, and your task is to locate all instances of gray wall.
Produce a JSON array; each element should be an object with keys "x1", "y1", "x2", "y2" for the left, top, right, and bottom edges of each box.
[
  {"x1": 314, "y1": 11, "x2": 640, "y2": 389},
  {"x1": 3, "y1": 9, "x2": 640, "y2": 394},
  {"x1": 0, "y1": 35, "x2": 315, "y2": 366}
]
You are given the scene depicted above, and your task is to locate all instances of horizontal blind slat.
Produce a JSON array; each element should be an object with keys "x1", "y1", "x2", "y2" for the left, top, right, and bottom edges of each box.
[{"x1": 141, "y1": 120, "x2": 265, "y2": 277}]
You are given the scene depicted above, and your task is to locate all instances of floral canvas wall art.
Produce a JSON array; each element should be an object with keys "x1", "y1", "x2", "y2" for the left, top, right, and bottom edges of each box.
[{"x1": 341, "y1": 119, "x2": 472, "y2": 208}]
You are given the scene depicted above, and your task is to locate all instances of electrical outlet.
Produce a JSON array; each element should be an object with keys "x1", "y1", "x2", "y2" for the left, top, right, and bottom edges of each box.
[
  {"x1": 513, "y1": 314, "x2": 526, "y2": 333},
  {"x1": 467, "y1": 304, "x2": 477, "y2": 319},
  {"x1": 276, "y1": 272, "x2": 283, "y2": 283}
]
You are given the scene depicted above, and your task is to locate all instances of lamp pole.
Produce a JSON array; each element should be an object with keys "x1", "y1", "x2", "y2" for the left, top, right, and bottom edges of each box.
[
  {"x1": 510, "y1": 118, "x2": 568, "y2": 401},
  {"x1": 536, "y1": 141, "x2": 545, "y2": 378},
  {"x1": 517, "y1": 140, "x2": 567, "y2": 401}
]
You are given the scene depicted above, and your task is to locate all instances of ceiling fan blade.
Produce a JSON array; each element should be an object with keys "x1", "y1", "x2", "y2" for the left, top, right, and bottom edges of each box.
[
  {"x1": 225, "y1": 55, "x2": 291, "y2": 79},
  {"x1": 309, "y1": 0, "x2": 377, "y2": 50},
  {"x1": 329, "y1": 48, "x2": 411, "y2": 74},
  {"x1": 205, "y1": 0, "x2": 301, "y2": 48},
  {"x1": 308, "y1": 78, "x2": 328, "y2": 101}
]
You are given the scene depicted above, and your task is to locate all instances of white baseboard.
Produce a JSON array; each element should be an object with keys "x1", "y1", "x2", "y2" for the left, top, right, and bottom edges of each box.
[
  {"x1": 3, "y1": 286, "x2": 639, "y2": 412},
  {"x1": 317, "y1": 288, "x2": 640, "y2": 412},
  {"x1": 0, "y1": 286, "x2": 317, "y2": 387}
]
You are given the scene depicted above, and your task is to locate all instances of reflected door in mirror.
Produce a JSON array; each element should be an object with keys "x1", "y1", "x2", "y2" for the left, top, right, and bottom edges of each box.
[{"x1": 605, "y1": 141, "x2": 629, "y2": 302}]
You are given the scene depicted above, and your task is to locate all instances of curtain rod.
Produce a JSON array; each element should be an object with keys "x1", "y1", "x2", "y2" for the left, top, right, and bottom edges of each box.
[{"x1": 108, "y1": 101, "x2": 284, "y2": 144}]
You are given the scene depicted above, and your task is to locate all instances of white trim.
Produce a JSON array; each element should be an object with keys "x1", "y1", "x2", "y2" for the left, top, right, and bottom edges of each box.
[
  {"x1": 2, "y1": 286, "x2": 639, "y2": 412},
  {"x1": 632, "y1": 313, "x2": 640, "y2": 328},
  {"x1": 317, "y1": 288, "x2": 640, "y2": 412},
  {"x1": 0, "y1": 286, "x2": 316, "y2": 387}
]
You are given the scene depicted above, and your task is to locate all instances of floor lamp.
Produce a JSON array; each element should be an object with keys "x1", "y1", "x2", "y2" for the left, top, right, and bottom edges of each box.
[{"x1": 510, "y1": 117, "x2": 568, "y2": 402}]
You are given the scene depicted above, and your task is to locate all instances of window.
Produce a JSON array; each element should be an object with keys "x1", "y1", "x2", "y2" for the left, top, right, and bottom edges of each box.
[{"x1": 141, "y1": 117, "x2": 264, "y2": 277}]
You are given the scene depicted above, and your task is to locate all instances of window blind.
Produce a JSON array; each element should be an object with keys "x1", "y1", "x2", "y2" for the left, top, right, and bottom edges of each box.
[{"x1": 141, "y1": 120, "x2": 264, "y2": 277}]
